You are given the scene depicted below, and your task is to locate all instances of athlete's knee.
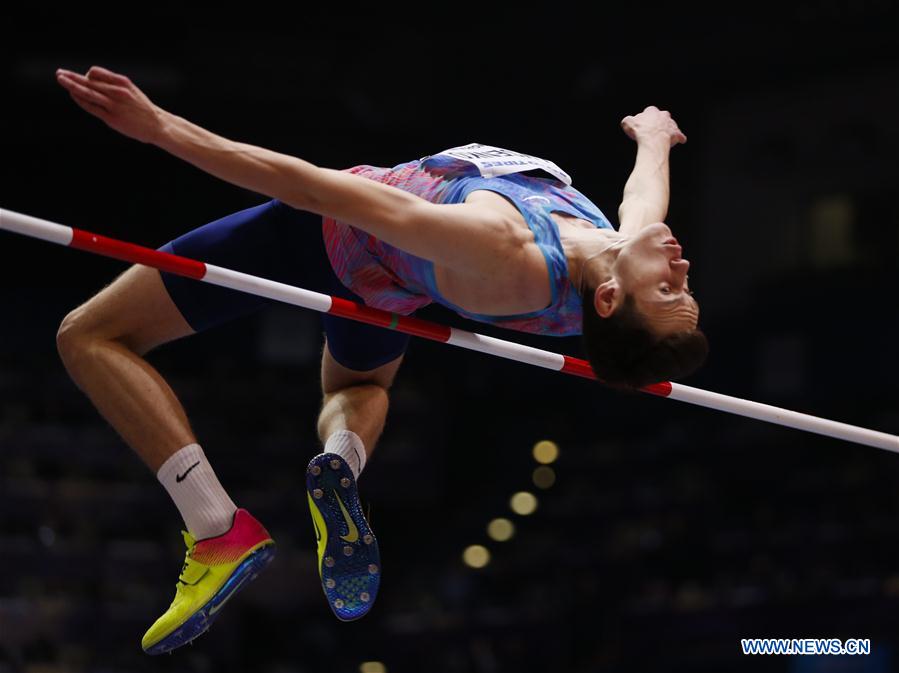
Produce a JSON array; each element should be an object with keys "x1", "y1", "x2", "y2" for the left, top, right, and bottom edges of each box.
[
  {"x1": 324, "y1": 372, "x2": 398, "y2": 396},
  {"x1": 322, "y1": 381, "x2": 391, "y2": 402},
  {"x1": 321, "y1": 345, "x2": 404, "y2": 396},
  {"x1": 58, "y1": 266, "x2": 194, "y2": 362},
  {"x1": 56, "y1": 305, "x2": 102, "y2": 369},
  {"x1": 56, "y1": 295, "x2": 131, "y2": 366}
]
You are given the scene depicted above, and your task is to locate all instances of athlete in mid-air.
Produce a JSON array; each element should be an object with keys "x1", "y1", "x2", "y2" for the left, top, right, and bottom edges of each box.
[{"x1": 53, "y1": 66, "x2": 707, "y2": 654}]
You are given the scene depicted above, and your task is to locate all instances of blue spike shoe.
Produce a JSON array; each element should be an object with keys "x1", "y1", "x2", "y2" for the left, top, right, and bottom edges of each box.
[{"x1": 306, "y1": 452, "x2": 380, "y2": 620}]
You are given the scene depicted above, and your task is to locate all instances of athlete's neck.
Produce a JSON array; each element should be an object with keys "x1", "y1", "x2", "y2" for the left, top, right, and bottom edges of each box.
[{"x1": 561, "y1": 226, "x2": 624, "y2": 295}]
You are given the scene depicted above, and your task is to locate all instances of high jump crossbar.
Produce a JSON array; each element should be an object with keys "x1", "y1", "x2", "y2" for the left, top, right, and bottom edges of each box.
[{"x1": 2, "y1": 208, "x2": 896, "y2": 453}]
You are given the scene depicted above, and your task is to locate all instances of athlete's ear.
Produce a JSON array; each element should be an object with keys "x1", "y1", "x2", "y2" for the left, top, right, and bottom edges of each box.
[{"x1": 594, "y1": 279, "x2": 620, "y2": 318}]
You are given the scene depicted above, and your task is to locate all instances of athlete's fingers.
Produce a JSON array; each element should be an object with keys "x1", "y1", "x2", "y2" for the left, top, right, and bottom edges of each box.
[
  {"x1": 81, "y1": 76, "x2": 131, "y2": 101},
  {"x1": 57, "y1": 69, "x2": 92, "y2": 86},
  {"x1": 63, "y1": 73, "x2": 128, "y2": 103},
  {"x1": 87, "y1": 65, "x2": 132, "y2": 88},
  {"x1": 57, "y1": 72, "x2": 112, "y2": 111},
  {"x1": 620, "y1": 117, "x2": 638, "y2": 141},
  {"x1": 58, "y1": 69, "x2": 127, "y2": 99}
]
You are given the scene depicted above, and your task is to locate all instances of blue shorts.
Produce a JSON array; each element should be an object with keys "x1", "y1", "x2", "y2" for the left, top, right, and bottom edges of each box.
[{"x1": 157, "y1": 199, "x2": 410, "y2": 371}]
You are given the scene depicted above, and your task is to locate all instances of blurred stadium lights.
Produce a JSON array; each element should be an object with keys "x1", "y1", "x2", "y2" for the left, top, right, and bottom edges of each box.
[
  {"x1": 487, "y1": 517, "x2": 516, "y2": 542},
  {"x1": 532, "y1": 440, "x2": 559, "y2": 464},
  {"x1": 462, "y1": 544, "x2": 491, "y2": 569},
  {"x1": 359, "y1": 662, "x2": 387, "y2": 673},
  {"x1": 532, "y1": 465, "x2": 556, "y2": 489},
  {"x1": 510, "y1": 491, "x2": 538, "y2": 516},
  {"x1": 359, "y1": 661, "x2": 387, "y2": 673},
  {"x1": 808, "y1": 193, "x2": 857, "y2": 268}
]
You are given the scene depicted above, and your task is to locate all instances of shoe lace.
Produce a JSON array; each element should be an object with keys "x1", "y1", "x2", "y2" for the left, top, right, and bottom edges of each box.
[{"x1": 177, "y1": 530, "x2": 198, "y2": 586}]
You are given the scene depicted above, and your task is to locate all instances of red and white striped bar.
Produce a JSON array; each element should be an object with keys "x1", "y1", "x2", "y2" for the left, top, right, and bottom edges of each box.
[{"x1": 2, "y1": 208, "x2": 897, "y2": 453}]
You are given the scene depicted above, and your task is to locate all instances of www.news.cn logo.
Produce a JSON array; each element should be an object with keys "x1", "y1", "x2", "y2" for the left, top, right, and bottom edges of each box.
[{"x1": 741, "y1": 638, "x2": 871, "y2": 656}]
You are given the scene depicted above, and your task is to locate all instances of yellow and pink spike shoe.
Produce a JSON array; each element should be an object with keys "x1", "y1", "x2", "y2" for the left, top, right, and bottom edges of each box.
[
  {"x1": 306, "y1": 453, "x2": 380, "y2": 620},
  {"x1": 141, "y1": 509, "x2": 275, "y2": 655}
]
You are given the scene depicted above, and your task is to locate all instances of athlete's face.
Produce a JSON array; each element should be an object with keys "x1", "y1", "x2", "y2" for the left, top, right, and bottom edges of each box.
[{"x1": 597, "y1": 222, "x2": 699, "y2": 336}]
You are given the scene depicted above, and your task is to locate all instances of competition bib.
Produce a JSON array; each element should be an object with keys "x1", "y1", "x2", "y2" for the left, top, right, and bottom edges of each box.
[{"x1": 423, "y1": 143, "x2": 572, "y2": 186}]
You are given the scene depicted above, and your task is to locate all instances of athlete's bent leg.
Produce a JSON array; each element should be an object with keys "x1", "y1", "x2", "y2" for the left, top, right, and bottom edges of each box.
[
  {"x1": 56, "y1": 261, "x2": 239, "y2": 539},
  {"x1": 306, "y1": 340, "x2": 405, "y2": 621},
  {"x1": 56, "y1": 264, "x2": 197, "y2": 471},
  {"x1": 56, "y1": 202, "x2": 297, "y2": 654}
]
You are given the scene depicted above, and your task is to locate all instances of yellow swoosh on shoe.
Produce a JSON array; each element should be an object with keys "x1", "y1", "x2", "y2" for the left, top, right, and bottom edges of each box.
[{"x1": 334, "y1": 490, "x2": 359, "y2": 543}]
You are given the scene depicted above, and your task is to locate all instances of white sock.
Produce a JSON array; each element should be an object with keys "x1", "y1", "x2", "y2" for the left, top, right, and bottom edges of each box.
[
  {"x1": 157, "y1": 443, "x2": 237, "y2": 540},
  {"x1": 324, "y1": 430, "x2": 367, "y2": 481}
]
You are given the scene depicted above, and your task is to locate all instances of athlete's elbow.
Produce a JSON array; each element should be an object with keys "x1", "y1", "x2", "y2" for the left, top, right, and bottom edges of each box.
[
  {"x1": 275, "y1": 171, "x2": 315, "y2": 212},
  {"x1": 270, "y1": 161, "x2": 329, "y2": 212}
]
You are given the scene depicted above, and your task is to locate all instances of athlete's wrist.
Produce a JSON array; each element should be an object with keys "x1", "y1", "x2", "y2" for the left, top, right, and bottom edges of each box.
[
  {"x1": 634, "y1": 131, "x2": 673, "y2": 152},
  {"x1": 152, "y1": 109, "x2": 185, "y2": 150}
]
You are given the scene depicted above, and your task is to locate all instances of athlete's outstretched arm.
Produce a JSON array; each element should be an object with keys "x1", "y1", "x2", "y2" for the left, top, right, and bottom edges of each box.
[
  {"x1": 617, "y1": 106, "x2": 687, "y2": 236},
  {"x1": 55, "y1": 66, "x2": 519, "y2": 274}
]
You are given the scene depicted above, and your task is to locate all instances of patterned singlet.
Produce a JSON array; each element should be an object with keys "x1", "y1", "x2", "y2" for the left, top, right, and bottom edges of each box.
[{"x1": 322, "y1": 144, "x2": 614, "y2": 336}]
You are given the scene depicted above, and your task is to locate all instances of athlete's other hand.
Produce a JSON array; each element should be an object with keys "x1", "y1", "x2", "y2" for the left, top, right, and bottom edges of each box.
[
  {"x1": 620, "y1": 106, "x2": 687, "y2": 147},
  {"x1": 56, "y1": 66, "x2": 164, "y2": 144}
]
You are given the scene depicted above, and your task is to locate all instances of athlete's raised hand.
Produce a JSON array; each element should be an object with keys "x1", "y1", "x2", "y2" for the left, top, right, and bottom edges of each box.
[
  {"x1": 620, "y1": 106, "x2": 687, "y2": 147},
  {"x1": 56, "y1": 66, "x2": 164, "y2": 144}
]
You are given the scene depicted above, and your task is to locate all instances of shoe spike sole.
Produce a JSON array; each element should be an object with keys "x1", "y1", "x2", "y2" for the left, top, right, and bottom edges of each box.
[
  {"x1": 143, "y1": 543, "x2": 276, "y2": 655},
  {"x1": 306, "y1": 452, "x2": 380, "y2": 621}
]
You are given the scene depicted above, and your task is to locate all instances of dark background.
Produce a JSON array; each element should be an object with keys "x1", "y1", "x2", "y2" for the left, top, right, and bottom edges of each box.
[{"x1": 2, "y1": 4, "x2": 898, "y2": 672}]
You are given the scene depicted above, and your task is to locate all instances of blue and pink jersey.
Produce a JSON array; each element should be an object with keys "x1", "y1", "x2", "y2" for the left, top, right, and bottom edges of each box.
[{"x1": 322, "y1": 146, "x2": 614, "y2": 336}]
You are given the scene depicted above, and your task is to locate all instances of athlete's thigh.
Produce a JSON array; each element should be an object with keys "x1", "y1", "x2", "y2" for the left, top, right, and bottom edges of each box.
[
  {"x1": 68, "y1": 199, "x2": 293, "y2": 355},
  {"x1": 321, "y1": 340, "x2": 405, "y2": 394},
  {"x1": 154, "y1": 200, "x2": 300, "y2": 337},
  {"x1": 62, "y1": 264, "x2": 195, "y2": 356}
]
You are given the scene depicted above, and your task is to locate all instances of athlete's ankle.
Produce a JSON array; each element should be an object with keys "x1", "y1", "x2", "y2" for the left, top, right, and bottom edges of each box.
[
  {"x1": 157, "y1": 443, "x2": 237, "y2": 539},
  {"x1": 324, "y1": 430, "x2": 366, "y2": 481}
]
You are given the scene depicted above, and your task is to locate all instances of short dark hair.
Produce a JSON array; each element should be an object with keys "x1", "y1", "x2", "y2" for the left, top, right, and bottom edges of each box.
[{"x1": 581, "y1": 288, "x2": 709, "y2": 391}]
